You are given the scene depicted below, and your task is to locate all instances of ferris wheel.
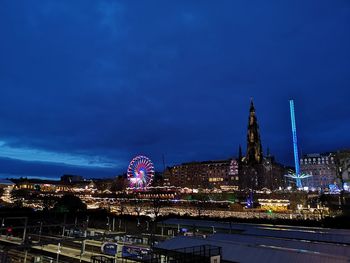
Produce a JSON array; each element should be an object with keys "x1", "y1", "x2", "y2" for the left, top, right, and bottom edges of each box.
[{"x1": 127, "y1": 155, "x2": 155, "y2": 189}]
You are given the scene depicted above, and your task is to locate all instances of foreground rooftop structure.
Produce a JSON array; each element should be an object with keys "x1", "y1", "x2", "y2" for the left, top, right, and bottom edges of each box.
[{"x1": 157, "y1": 218, "x2": 350, "y2": 262}]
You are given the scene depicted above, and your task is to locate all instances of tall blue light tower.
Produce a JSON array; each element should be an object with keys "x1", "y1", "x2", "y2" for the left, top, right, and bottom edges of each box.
[
  {"x1": 285, "y1": 100, "x2": 311, "y2": 188},
  {"x1": 289, "y1": 100, "x2": 302, "y2": 188}
]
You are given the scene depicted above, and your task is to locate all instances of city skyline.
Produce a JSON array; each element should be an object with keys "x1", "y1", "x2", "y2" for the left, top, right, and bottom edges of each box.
[{"x1": 0, "y1": 1, "x2": 349, "y2": 178}]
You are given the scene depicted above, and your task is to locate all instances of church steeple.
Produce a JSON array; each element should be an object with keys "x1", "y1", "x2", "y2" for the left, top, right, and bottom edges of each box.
[{"x1": 246, "y1": 99, "x2": 263, "y2": 164}]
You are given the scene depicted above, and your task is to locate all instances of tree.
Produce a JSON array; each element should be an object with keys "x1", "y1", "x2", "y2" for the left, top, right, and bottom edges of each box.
[
  {"x1": 315, "y1": 194, "x2": 329, "y2": 221},
  {"x1": 11, "y1": 189, "x2": 31, "y2": 201},
  {"x1": 94, "y1": 179, "x2": 112, "y2": 191},
  {"x1": 133, "y1": 200, "x2": 142, "y2": 217},
  {"x1": 195, "y1": 194, "x2": 209, "y2": 217},
  {"x1": 148, "y1": 193, "x2": 163, "y2": 247},
  {"x1": 53, "y1": 194, "x2": 86, "y2": 213},
  {"x1": 42, "y1": 196, "x2": 58, "y2": 211},
  {"x1": 152, "y1": 172, "x2": 164, "y2": 187},
  {"x1": 151, "y1": 197, "x2": 162, "y2": 219},
  {"x1": 111, "y1": 175, "x2": 127, "y2": 192},
  {"x1": 149, "y1": 188, "x2": 165, "y2": 220},
  {"x1": 117, "y1": 200, "x2": 126, "y2": 215},
  {"x1": 13, "y1": 199, "x2": 23, "y2": 208}
]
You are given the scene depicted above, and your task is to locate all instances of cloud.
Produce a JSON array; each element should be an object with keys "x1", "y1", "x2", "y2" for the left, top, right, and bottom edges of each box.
[
  {"x1": 0, "y1": 141, "x2": 117, "y2": 168},
  {"x1": 0, "y1": 0, "x2": 349, "y2": 178},
  {"x1": 0, "y1": 156, "x2": 116, "y2": 179}
]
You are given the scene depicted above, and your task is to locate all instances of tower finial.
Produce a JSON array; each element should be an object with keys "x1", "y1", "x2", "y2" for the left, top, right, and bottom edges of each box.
[
  {"x1": 250, "y1": 97, "x2": 255, "y2": 112},
  {"x1": 238, "y1": 144, "x2": 243, "y2": 160}
]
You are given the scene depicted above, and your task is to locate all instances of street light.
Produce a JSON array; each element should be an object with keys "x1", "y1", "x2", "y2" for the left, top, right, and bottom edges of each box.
[
  {"x1": 56, "y1": 243, "x2": 61, "y2": 263},
  {"x1": 137, "y1": 218, "x2": 140, "y2": 227},
  {"x1": 38, "y1": 221, "x2": 43, "y2": 242},
  {"x1": 84, "y1": 216, "x2": 89, "y2": 237},
  {"x1": 106, "y1": 217, "x2": 110, "y2": 232}
]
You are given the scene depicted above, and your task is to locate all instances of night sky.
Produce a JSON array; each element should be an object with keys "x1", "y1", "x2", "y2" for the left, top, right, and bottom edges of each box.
[{"x1": 0, "y1": 1, "x2": 349, "y2": 179}]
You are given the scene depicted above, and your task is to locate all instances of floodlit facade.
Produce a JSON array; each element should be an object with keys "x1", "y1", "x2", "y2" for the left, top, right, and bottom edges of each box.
[
  {"x1": 300, "y1": 153, "x2": 336, "y2": 189},
  {"x1": 163, "y1": 159, "x2": 239, "y2": 190}
]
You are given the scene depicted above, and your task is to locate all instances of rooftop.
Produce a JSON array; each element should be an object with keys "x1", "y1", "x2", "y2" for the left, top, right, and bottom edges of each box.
[{"x1": 157, "y1": 219, "x2": 350, "y2": 262}]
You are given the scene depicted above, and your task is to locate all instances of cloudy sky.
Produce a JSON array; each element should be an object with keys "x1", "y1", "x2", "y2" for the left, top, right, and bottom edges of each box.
[{"x1": 0, "y1": 1, "x2": 349, "y2": 179}]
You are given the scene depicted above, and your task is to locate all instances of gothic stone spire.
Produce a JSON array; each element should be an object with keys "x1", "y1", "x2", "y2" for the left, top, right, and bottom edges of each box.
[{"x1": 246, "y1": 99, "x2": 263, "y2": 164}]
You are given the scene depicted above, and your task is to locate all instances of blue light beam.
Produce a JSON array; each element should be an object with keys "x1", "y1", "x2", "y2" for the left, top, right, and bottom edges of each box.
[{"x1": 289, "y1": 100, "x2": 302, "y2": 188}]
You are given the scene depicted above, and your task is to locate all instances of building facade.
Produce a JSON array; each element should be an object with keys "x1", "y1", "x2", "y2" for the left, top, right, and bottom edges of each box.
[
  {"x1": 163, "y1": 159, "x2": 239, "y2": 190},
  {"x1": 300, "y1": 153, "x2": 337, "y2": 189}
]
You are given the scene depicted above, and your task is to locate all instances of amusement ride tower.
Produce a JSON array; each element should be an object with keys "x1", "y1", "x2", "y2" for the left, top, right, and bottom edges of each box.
[{"x1": 285, "y1": 100, "x2": 311, "y2": 188}]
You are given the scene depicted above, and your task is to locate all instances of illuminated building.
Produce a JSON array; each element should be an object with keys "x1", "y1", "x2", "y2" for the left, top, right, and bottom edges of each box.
[
  {"x1": 0, "y1": 179, "x2": 15, "y2": 203},
  {"x1": 258, "y1": 199, "x2": 290, "y2": 211},
  {"x1": 300, "y1": 153, "x2": 336, "y2": 189},
  {"x1": 12, "y1": 178, "x2": 69, "y2": 192},
  {"x1": 11, "y1": 177, "x2": 96, "y2": 193},
  {"x1": 163, "y1": 159, "x2": 239, "y2": 190}
]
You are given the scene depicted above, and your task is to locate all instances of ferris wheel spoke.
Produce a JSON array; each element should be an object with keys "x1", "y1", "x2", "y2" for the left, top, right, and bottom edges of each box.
[{"x1": 127, "y1": 155, "x2": 154, "y2": 189}]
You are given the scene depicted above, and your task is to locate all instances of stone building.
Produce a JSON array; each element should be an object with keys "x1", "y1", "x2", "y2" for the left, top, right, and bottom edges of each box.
[
  {"x1": 163, "y1": 159, "x2": 239, "y2": 190},
  {"x1": 239, "y1": 100, "x2": 286, "y2": 190},
  {"x1": 300, "y1": 151, "x2": 350, "y2": 190}
]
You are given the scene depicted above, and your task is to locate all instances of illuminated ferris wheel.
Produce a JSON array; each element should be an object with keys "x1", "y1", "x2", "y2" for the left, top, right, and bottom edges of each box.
[{"x1": 127, "y1": 155, "x2": 155, "y2": 189}]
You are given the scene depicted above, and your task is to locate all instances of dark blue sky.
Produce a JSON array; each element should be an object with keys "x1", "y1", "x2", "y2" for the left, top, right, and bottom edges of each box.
[{"x1": 0, "y1": 1, "x2": 349, "y2": 179}]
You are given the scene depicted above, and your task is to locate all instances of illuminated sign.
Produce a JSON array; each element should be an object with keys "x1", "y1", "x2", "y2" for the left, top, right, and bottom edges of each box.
[
  {"x1": 101, "y1": 242, "x2": 118, "y2": 256},
  {"x1": 122, "y1": 245, "x2": 150, "y2": 260}
]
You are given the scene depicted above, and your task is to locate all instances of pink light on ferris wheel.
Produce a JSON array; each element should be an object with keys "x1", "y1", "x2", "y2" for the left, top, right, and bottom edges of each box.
[{"x1": 127, "y1": 155, "x2": 155, "y2": 189}]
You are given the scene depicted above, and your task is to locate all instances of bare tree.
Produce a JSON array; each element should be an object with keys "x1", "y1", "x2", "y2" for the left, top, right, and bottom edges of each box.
[
  {"x1": 151, "y1": 196, "x2": 162, "y2": 219},
  {"x1": 195, "y1": 193, "x2": 209, "y2": 217},
  {"x1": 134, "y1": 203, "x2": 142, "y2": 217},
  {"x1": 133, "y1": 200, "x2": 142, "y2": 228},
  {"x1": 143, "y1": 192, "x2": 164, "y2": 247},
  {"x1": 118, "y1": 199, "x2": 126, "y2": 216}
]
